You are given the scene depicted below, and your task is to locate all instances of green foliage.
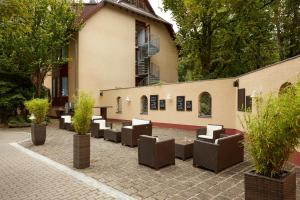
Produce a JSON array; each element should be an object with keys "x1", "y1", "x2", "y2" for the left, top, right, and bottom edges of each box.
[
  {"x1": 242, "y1": 81, "x2": 300, "y2": 178},
  {"x1": 24, "y1": 98, "x2": 49, "y2": 124},
  {"x1": 0, "y1": 71, "x2": 34, "y2": 122},
  {"x1": 72, "y1": 92, "x2": 95, "y2": 135},
  {"x1": 164, "y1": 0, "x2": 298, "y2": 81},
  {"x1": 0, "y1": 0, "x2": 82, "y2": 97},
  {"x1": 8, "y1": 115, "x2": 31, "y2": 128}
]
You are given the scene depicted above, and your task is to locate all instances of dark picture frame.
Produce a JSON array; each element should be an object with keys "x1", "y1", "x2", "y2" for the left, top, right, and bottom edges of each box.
[{"x1": 176, "y1": 96, "x2": 185, "y2": 111}]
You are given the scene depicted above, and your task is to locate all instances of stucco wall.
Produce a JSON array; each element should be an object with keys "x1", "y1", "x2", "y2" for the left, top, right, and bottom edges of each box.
[
  {"x1": 235, "y1": 56, "x2": 300, "y2": 130},
  {"x1": 100, "y1": 56, "x2": 300, "y2": 131},
  {"x1": 100, "y1": 78, "x2": 236, "y2": 129}
]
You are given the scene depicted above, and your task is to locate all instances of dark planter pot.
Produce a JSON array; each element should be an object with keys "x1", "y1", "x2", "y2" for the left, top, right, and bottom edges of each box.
[
  {"x1": 73, "y1": 134, "x2": 90, "y2": 169},
  {"x1": 245, "y1": 170, "x2": 296, "y2": 200},
  {"x1": 31, "y1": 124, "x2": 46, "y2": 145}
]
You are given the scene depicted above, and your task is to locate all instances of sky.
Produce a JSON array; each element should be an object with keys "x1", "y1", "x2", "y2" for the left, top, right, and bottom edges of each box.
[{"x1": 148, "y1": 0, "x2": 178, "y2": 32}]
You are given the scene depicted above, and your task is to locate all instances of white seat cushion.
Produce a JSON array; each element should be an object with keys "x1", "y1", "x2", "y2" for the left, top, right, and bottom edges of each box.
[
  {"x1": 92, "y1": 115, "x2": 102, "y2": 120},
  {"x1": 198, "y1": 135, "x2": 213, "y2": 139},
  {"x1": 62, "y1": 115, "x2": 71, "y2": 123},
  {"x1": 206, "y1": 125, "x2": 222, "y2": 137},
  {"x1": 94, "y1": 120, "x2": 110, "y2": 130},
  {"x1": 123, "y1": 126, "x2": 133, "y2": 129},
  {"x1": 132, "y1": 118, "x2": 150, "y2": 126}
]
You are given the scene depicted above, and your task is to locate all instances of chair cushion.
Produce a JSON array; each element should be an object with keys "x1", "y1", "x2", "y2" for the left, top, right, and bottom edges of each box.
[
  {"x1": 123, "y1": 126, "x2": 133, "y2": 129},
  {"x1": 94, "y1": 120, "x2": 109, "y2": 130},
  {"x1": 206, "y1": 125, "x2": 223, "y2": 137},
  {"x1": 61, "y1": 115, "x2": 71, "y2": 123},
  {"x1": 198, "y1": 135, "x2": 213, "y2": 139},
  {"x1": 92, "y1": 115, "x2": 102, "y2": 120},
  {"x1": 132, "y1": 118, "x2": 150, "y2": 126}
]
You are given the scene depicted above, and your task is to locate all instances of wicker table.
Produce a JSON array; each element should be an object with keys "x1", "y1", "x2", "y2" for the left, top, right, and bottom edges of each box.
[
  {"x1": 175, "y1": 139, "x2": 194, "y2": 160},
  {"x1": 104, "y1": 129, "x2": 121, "y2": 143}
]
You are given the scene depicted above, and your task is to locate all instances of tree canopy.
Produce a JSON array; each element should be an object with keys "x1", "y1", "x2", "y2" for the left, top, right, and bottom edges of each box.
[{"x1": 163, "y1": 0, "x2": 300, "y2": 81}]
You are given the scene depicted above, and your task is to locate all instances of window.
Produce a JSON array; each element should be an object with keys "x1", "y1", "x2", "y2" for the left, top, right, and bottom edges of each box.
[
  {"x1": 237, "y1": 88, "x2": 245, "y2": 111},
  {"x1": 199, "y1": 92, "x2": 212, "y2": 117},
  {"x1": 57, "y1": 78, "x2": 60, "y2": 97},
  {"x1": 141, "y1": 95, "x2": 148, "y2": 114},
  {"x1": 61, "y1": 77, "x2": 68, "y2": 97},
  {"x1": 116, "y1": 97, "x2": 122, "y2": 113}
]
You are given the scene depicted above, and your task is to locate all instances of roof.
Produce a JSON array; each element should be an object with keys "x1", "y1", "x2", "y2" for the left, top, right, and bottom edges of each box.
[{"x1": 78, "y1": 0, "x2": 175, "y2": 39}]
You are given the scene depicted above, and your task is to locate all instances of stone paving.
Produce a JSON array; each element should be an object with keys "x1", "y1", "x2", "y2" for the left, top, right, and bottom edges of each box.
[
  {"x1": 18, "y1": 120, "x2": 300, "y2": 200},
  {"x1": 0, "y1": 128, "x2": 115, "y2": 200}
]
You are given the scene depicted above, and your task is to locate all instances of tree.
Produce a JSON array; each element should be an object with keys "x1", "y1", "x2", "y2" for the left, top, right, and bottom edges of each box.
[
  {"x1": 0, "y1": 0, "x2": 82, "y2": 97},
  {"x1": 164, "y1": 0, "x2": 298, "y2": 81}
]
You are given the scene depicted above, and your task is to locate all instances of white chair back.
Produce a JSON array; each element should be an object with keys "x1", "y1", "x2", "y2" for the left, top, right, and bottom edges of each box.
[
  {"x1": 94, "y1": 119, "x2": 107, "y2": 129},
  {"x1": 92, "y1": 115, "x2": 102, "y2": 120},
  {"x1": 61, "y1": 115, "x2": 71, "y2": 123},
  {"x1": 206, "y1": 125, "x2": 222, "y2": 137},
  {"x1": 132, "y1": 118, "x2": 150, "y2": 126}
]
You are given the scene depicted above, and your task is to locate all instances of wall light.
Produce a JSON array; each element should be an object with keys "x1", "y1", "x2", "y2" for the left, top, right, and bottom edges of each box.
[
  {"x1": 125, "y1": 96, "x2": 131, "y2": 102},
  {"x1": 166, "y1": 94, "x2": 172, "y2": 101}
]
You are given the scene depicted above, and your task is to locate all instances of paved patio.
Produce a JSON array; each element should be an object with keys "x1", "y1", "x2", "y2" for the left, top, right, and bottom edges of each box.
[{"x1": 15, "y1": 120, "x2": 299, "y2": 199}]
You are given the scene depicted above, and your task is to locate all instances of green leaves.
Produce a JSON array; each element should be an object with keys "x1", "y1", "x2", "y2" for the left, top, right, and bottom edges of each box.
[
  {"x1": 72, "y1": 92, "x2": 95, "y2": 135},
  {"x1": 24, "y1": 98, "x2": 49, "y2": 124},
  {"x1": 243, "y1": 81, "x2": 300, "y2": 178}
]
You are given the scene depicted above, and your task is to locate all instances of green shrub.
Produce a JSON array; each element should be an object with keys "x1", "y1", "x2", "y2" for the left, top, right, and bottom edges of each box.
[
  {"x1": 243, "y1": 80, "x2": 300, "y2": 178},
  {"x1": 24, "y1": 98, "x2": 49, "y2": 124},
  {"x1": 8, "y1": 115, "x2": 31, "y2": 128},
  {"x1": 72, "y1": 92, "x2": 95, "y2": 135}
]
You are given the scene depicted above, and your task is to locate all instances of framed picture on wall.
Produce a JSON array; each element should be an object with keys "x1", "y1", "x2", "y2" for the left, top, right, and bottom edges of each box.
[
  {"x1": 150, "y1": 95, "x2": 158, "y2": 110},
  {"x1": 177, "y1": 96, "x2": 185, "y2": 111},
  {"x1": 186, "y1": 101, "x2": 192, "y2": 111},
  {"x1": 159, "y1": 100, "x2": 166, "y2": 110}
]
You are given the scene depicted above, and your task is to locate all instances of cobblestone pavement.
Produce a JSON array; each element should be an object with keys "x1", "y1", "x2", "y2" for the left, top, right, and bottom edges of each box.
[
  {"x1": 19, "y1": 120, "x2": 300, "y2": 200},
  {"x1": 0, "y1": 128, "x2": 115, "y2": 200}
]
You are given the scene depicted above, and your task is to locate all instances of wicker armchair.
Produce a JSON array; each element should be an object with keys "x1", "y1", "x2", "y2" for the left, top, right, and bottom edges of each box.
[
  {"x1": 196, "y1": 124, "x2": 224, "y2": 142},
  {"x1": 138, "y1": 135, "x2": 175, "y2": 170},
  {"x1": 90, "y1": 120, "x2": 112, "y2": 138},
  {"x1": 121, "y1": 119, "x2": 152, "y2": 147},
  {"x1": 193, "y1": 133, "x2": 244, "y2": 173}
]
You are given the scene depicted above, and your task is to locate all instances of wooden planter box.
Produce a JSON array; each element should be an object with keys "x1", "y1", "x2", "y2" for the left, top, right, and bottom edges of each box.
[
  {"x1": 31, "y1": 124, "x2": 46, "y2": 145},
  {"x1": 73, "y1": 134, "x2": 90, "y2": 169},
  {"x1": 245, "y1": 170, "x2": 296, "y2": 200}
]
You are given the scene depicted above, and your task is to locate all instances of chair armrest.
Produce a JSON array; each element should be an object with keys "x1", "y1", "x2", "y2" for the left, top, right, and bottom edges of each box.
[
  {"x1": 196, "y1": 128, "x2": 207, "y2": 138},
  {"x1": 106, "y1": 122, "x2": 112, "y2": 129},
  {"x1": 122, "y1": 121, "x2": 132, "y2": 126}
]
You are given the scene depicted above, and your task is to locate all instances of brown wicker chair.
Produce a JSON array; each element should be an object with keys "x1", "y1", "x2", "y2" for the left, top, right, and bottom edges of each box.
[
  {"x1": 193, "y1": 133, "x2": 244, "y2": 173},
  {"x1": 90, "y1": 120, "x2": 112, "y2": 138},
  {"x1": 138, "y1": 135, "x2": 175, "y2": 170},
  {"x1": 196, "y1": 124, "x2": 225, "y2": 142},
  {"x1": 121, "y1": 119, "x2": 152, "y2": 147},
  {"x1": 59, "y1": 115, "x2": 71, "y2": 130}
]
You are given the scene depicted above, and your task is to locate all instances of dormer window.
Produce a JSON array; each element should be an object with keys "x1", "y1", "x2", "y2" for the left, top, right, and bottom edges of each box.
[{"x1": 122, "y1": 0, "x2": 150, "y2": 12}]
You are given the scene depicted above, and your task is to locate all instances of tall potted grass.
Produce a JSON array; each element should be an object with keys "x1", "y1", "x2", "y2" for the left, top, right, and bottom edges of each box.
[
  {"x1": 72, "y1": 92, "x2": 95, "y2": 169},
  {"x1": 243, "y1": 81, "x2": 300, "y2": 200},
  {"x1": 24, "y1": 98, "x2": 49, "y2": 145}
]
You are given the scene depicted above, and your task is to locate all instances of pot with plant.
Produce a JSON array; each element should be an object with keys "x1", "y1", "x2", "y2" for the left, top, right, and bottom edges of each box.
[
  {"x1": 243, "y1": 81, "x2": 300, "y2": 200},
  {"x1": 24, "y1": 98, "x2": 49, "y2": 145},
  {"x1": 72, "y1": 92, "x2": 95, "y2": 169}
]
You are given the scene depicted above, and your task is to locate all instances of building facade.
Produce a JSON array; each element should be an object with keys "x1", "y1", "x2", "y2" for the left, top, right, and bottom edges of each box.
[{"x1": 45, "y1": 0, "x2": 179, "y2": 111}]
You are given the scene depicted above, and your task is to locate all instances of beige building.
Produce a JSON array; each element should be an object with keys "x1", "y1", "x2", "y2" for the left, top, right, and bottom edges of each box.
[
  {"x1": 46, "y1": 0, "x2": 179, "y2": 110},
  {"x1": 44, "y1": 1, "x2": 300, "y2": 133}
]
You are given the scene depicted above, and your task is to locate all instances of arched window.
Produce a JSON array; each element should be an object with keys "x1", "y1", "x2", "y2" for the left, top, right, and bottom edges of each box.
[
  {"x1": 199, "y1": 92, "x2": 212, "y2": 117},
  {"x1": 279, "y1": 82, "x2": 292, "y2": 95},
  {"x1": 140, "y1": 95, "x2": 148, "y2": 114},
  {"x1": 116, "y1": 97, "x2": 122, "y2": 113}
]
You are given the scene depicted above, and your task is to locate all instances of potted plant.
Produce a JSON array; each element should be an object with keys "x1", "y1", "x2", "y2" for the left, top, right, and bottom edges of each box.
[
  {"x1": 72, "y1": 92, "x2": 95, "y2": 169},
  {"x1": 243, "y1": 81, "x2": 300, "y2": 200},
  {"x1": 24, "y1": 98, "x2": 49, "y2": 145}
]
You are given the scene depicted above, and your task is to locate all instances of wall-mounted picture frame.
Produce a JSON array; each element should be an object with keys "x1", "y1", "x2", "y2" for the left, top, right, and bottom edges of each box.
[
  {"x1": 186, "y1": 100, "x2": 192, "y2": 111},
  {"x1": 159, "y1": 100, "x2": 166, "y2": 110},
  {"x1": 177, "y1": 96, "x2": 185, "y2": 111},
  {"x1": 150, "y1": 95, "x2": 158, "y2": 110}
]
